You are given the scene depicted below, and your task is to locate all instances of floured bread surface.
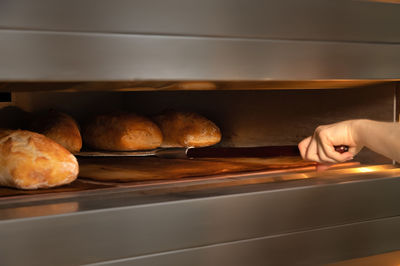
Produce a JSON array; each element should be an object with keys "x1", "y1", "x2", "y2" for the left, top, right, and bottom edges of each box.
[
  {"x1": 153, "y1": 111, "x2": 221, "y2": 148},
  {"x1": 83, "y1": 113, "x2": 163, "y2": 151},
  {"x1": 0, "y1": 130, "x2": 79, "y2": 189},
  {"x1": 30, "y1": 110, "x2": 82, "y2": 153}
]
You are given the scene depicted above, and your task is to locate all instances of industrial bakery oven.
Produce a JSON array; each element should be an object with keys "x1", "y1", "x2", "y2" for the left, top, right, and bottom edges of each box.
[{"x1": 1, "y1": 0, "x2": 400, "y2": 265}]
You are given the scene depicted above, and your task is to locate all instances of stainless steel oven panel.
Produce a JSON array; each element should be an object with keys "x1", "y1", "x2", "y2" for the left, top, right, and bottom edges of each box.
[
  {"x1": 1, "y1": 30, "x2": 400, "y2": 81},
  {"x1": 1, "y1": 172, "x2": 400, "y2": 266},
  {"x1": 1, "y1": 0, "x2": 400, "y2": 44},
  {"x1": 85, "y1": 216, "x2": 400, "y2": 266}
]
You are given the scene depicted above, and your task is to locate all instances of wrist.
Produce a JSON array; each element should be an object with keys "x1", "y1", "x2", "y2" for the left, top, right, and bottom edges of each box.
[{"x1": 350, "y1": 119, "x2": 370, "y2": 147}]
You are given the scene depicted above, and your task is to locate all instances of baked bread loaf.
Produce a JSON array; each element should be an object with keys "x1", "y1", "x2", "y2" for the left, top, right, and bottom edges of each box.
[
  {"x1": 153, "y1": 111, "x2": 221, "y2": 147},
  {"x1": 83, "y1": 112, "x2": 163, "y2": 151},
  {"x1": 0, "y1": 130, "x2": 79, "y2": 189},
  {"x1": 30, "y1": 110, "x2": 82, "y2": 153}
]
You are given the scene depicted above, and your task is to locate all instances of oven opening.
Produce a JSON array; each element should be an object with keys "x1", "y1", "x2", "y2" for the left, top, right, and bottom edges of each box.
[{"x1": 0, "y1": 80, "x2": 398, "y2": 201}]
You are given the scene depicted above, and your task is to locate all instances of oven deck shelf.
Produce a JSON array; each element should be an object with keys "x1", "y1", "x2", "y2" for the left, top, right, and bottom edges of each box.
[{"x1": 0, "y1": 160, "x2": 400, "y2": 265}]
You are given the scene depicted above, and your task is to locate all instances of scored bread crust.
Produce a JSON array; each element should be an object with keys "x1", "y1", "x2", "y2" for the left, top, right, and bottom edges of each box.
[
  {"x1": 0, "y1": 130, "x2": 79, "y2": 189},
  {"x1": 153, "y1": 111, "x2": 221, "y2": 148},
  {"x1": 30, "y1": 110, "x2": 82, "y2": 153},
  {"x1": 83, "y1": 113, "x2": 163, "y2": 151}
]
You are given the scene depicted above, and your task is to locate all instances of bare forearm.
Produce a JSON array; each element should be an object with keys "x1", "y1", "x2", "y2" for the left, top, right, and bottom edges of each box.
[{"x1": 353, "y1": 119, "x2": 400, "y2": 162}]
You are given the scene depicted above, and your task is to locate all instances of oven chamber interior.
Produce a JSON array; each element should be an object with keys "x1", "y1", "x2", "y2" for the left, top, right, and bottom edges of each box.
[
  {"x1": 0, "y1": 81, "x2": 397, "y2": 197},
  {"x1": 1, "y1": 0, "x2": 400, "y2": 265},
  {"x1": 1, "y1": 81, "x2": 398, "y2": 165}
]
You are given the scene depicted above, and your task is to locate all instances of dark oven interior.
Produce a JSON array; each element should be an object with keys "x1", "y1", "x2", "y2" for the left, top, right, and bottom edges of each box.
[{"x1": 0, "y1": 80, "x2": 398, "y2": 199}]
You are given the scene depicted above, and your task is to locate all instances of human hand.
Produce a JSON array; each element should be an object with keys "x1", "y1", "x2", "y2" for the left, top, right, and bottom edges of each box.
[{"x1": 298, "y1": 120, "x2": 363, "y2": 165}]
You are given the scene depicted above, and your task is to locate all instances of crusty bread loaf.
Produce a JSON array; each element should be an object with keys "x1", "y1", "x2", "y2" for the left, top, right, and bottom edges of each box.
[
  {"x1": 30, "y1": 110, "x2": 82, "y2": 153},
  {"x1": 153, "y1": 111, "x2": 221, "y2": 148},
  {"x1": 0, "y1": 130, "x2": 79, "y2": 189},
  {"x1": 83, "y1": 113, "x2": 163, "y2": 151}
]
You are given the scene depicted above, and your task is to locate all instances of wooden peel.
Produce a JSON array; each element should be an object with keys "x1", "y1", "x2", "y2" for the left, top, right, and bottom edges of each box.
[
  {"x1": 75, "y1": 145, "x2": 349, "y2": 158},
  {"x1": 75, "y1": 148, "x2": 189, "y2": 159},
  {"x1": 75, "y1": 146, "x2": 302, "y2": 159},
  {"x1": 77, "y1": 156, "x2": 315, "y2": 182}
]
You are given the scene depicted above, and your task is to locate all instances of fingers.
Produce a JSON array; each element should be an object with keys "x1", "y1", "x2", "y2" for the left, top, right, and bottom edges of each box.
[
  {"x1": 299, "y1": 121, "x2": 363, "y2": 164},
  {"x1": 299, "y1": 136, "x2": 327, "y2": 163},
  {"x1": 317, "y1": 144, "x2": 337, "y2": 163},
  {"x1": 299, "y1": 135, "x2": 324, "y2": 163},
  {"x1": 305, "y1": 135, "x2": 321, "y2": 162},
  {"x1": 318, "y1": 137, "x2": 354, "y2": 162},
  {"x1": 299, "y1": 134, "x2": 354, "y2": 164},
  {"x1": 298, "y1": 136, "x2": 311, "y2": 159},
  {"x1": 300, "y1": 132, "x2": 336, "y2": 163},
  {"x1": 348, "y1": 146, "x2": 362, "y2": 157}
]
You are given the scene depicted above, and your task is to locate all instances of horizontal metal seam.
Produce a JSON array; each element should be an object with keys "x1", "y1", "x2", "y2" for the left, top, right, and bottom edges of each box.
[
  {"x1": 82, "y1": 215, "x2": 400, "y2": 266},
  {"x1": 1, "y1": 28, "x2": 400, "y2": 46}
]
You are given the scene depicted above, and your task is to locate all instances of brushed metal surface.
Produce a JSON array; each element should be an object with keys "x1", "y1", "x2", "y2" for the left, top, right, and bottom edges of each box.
[
  {"x1": 1, "y1": 0, "x2": 400, "y2": 44},
  {"x1": 1, "y1": 30, "x2": 400, "y2": 81},
  {"x1": 1, "y1": 172, "x2": 400, "y2": 265},
  {"x1": 85, "y1": 217, "x2": 400, "y2": 266}
]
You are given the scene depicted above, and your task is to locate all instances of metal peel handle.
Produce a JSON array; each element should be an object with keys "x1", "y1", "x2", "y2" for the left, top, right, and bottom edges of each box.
[
  {"x1": 334, "y1": 145, "x2": 349, "y2": 153},
  {"x1": 154, "y1": 148, "x2": 189, "y2": 159}
]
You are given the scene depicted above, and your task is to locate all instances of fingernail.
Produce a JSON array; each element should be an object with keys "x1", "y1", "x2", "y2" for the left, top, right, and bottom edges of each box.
[{"x1": 346, "y1": 156, "x2": 354, "y2": 161}]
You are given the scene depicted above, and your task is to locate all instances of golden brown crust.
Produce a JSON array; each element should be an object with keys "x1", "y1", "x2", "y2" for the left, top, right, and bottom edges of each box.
[
  {"x1": 153, "y1": 111, "x2": 221, "y2": 148},
  {"x1": 0, "y1": 130, "x2": 79, "y2": 189},
  {"x1": 83, "y1": 113, "x2": 163, "y2": 151},
  {"x1": 30, "y1": 110, "x2": 82, "y2": 153}
]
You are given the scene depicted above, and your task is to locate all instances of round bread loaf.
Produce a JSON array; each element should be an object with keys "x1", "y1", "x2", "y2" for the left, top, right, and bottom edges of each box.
[
  {"x1": 30, "y1": 110, "x2": 82, "y2": 153},
  {"x1": 0, "y1": 130, "x2": 79, "y2": 189},
  {"x1": 153, "y1": 111, "x2": 221, "y2": 148},
  {"x1": 83, "y1": 113, "x2": 163, "y2": 151}
]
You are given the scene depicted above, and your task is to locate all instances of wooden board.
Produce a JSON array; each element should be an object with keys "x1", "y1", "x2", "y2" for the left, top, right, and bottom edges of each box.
[
  {"x1": 0, "y1": 156, "x2": 316, "y2": 199},
  {"x1": 0, "y1": 80, "x2": 394, "y2": 92},
  {"x1": 0, "y1": 179, "x2": 112, "y2": 198},
  {"x1": 78, "y1": 156, "x2": 315, "y2": 182}
]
